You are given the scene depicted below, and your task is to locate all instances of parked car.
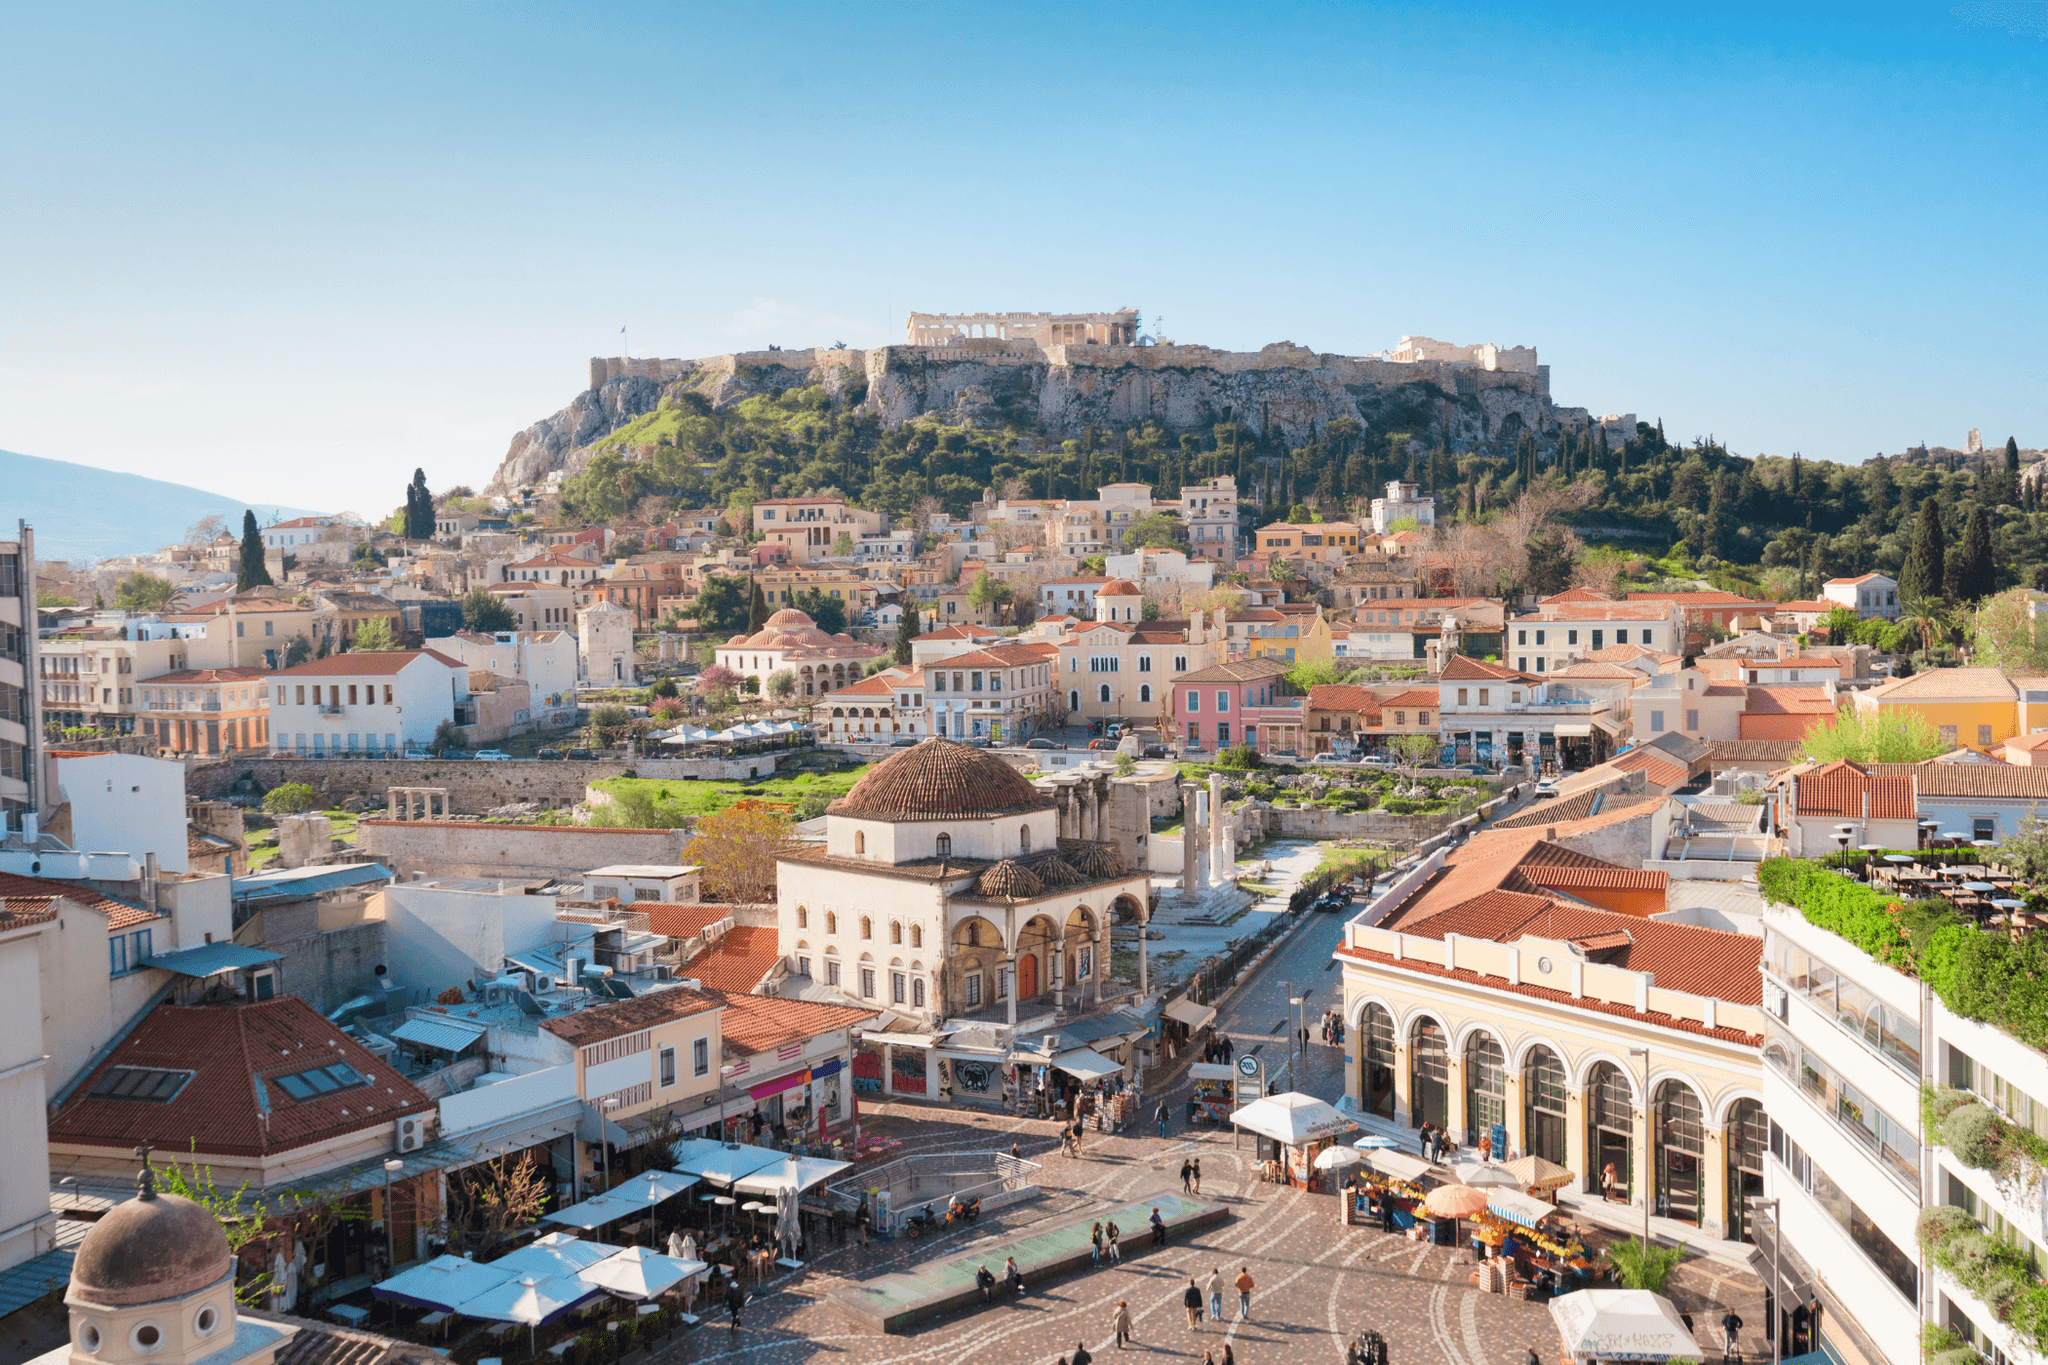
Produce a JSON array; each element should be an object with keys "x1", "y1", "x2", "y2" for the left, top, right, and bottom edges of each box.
[
  {"x1": 402, "y1": 747, "x2": 432, "y2": 760},
  {"x1": 564, "y1": 748, "x2": 595, "y2": 761},
  {"x1": 1310, "y1": 753, "x2": 1360, "y2": 766},
  {"x1": 1024, "y1": 737, "x2": 1058, "y2": 750},
  {"x1": 1088, "y1": 738, "x2": 1118, "y2": 750},
  {"x1": 1360, "y1": 754, "x2": 1393, "y2": 767},
  {"x1": 473, "y1": 749, "x2": 512, "y2": 761},
  {"x1": 1142, "y1": 744, "x2": 1166, "y2": 759},
  {"x1": 1314, "y1": 889, "x2": 1354, "y2": 913},
  {"x1": 536, "y1": 749, "x2": 564, "y2": 761},
  {"x1": 1456, "y1": 763, "x2": 1490, "y2": 776},
  {"x1": 438, "y1": 748, "x2": 474, "y2": 761},
  {"x1": 1533, "y1": 778, "x2": 1559, "y2": 798}
]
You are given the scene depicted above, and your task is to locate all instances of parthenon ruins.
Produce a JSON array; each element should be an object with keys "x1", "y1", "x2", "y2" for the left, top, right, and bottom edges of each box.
[{"x1": 905, "y1": 308, "x2": 1140, "y2": 348}]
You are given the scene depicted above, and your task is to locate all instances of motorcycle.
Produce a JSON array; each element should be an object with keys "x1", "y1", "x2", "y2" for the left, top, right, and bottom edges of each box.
[
  {"x1": 903, "y1": 1204, "x2": 941, "y2": 1239},
  {"x1": 945, "y1": 1197, "x2": 982, "y2": 1228}
]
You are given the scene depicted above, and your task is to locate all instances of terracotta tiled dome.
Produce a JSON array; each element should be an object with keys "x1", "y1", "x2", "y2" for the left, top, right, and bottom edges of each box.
[
  {"x1": 976, "y1": 860, "x2": 1044, "y2": 900},
  {"x1": 830, "y1": 739, "x2": 1053, "y2": 821},
  {"x1": 1098, "y1": 578, "x2": 1141, "y2": 596},
  {"x1": 71, "y1": 1182, "x2": 233, "y2": 1306},
  {"x1": 1070, "y1": 843, "x2": 1127, "y2": 879},
  {"x1": 764, "y1": 608, "x2": 813, "y2": 629},
  {"x1": 1029, "y1": 855, "x2": 1086, "y2": 888}
]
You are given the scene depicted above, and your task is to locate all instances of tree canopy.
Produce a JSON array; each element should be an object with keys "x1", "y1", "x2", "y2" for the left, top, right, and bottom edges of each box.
[
  {"x1": 684, "y1": 804, "x2": 798, "y2": 906},
  {"x1": 461, "y1": 588, "x2": 516, "y2": 633},
  {"x1": 1802, "y1": 707, "x2": 1945, "y2": 762},
  {"x1": 115, "y1": 572, "x2": 178, "y2": 613}
]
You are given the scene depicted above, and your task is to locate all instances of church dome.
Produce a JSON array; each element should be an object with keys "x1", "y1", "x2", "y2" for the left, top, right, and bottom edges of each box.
[
  {"x1": 829, "y1": 739, "x2": 1053, "y2": 822},
  {"x1": 1098, "y1": 578, "x2": 1141, "y2": 596},
  {"x1": 764, "y1": 608, "x2": 815, "y2": 630},
  {"x1": 71, "y1": 1184, "x2": 234, "y2": 1306}
]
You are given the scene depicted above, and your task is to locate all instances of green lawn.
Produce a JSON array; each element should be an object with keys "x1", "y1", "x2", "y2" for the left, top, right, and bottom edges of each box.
[{"x1": 590, "y1": 766, "x2": 870, "y2": 820}]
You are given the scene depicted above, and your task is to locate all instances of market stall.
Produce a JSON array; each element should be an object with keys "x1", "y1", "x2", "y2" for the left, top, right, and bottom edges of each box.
[
  {"x1": 1188, "y1": 1063, "x2": 1238, "y2": 1126},
  {"x1": 1228, "y1": 1092, "x2": 1359, "y2": 1190},
  {"x1": 1348, "y1": 1149, "x2": 1441, "y2": 1230},
  {"x1": 1549, "y1": 1289, "x2": 1704, "y2": 1362}
]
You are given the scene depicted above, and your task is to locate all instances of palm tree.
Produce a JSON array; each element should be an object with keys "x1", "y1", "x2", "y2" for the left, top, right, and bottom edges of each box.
[{"x1": 1897, "y1": 595, "x2": 1951, "y2": 663}]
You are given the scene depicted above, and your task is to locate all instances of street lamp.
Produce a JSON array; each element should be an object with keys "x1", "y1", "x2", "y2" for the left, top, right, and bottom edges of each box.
[
  {"x1": 382, "y1": 1159, "x2": 404, "y2": 1273},
  {"x1": 1627, "y1": 1045, "x2": 1651, "y2": 1251},
  {"x1": 1748, "y1": 1196, "x2": 1782, "y2": 1365}
]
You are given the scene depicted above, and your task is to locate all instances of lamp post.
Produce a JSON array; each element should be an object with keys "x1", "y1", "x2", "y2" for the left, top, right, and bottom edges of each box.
[
  {"x1": 1748, "y1": 1196, "x2": 1782, "y2": 1365},
  {"x1": 382, "y1": 1158, "x2": 404, "y2": 1273},
  {"x1": 1627, "y1": 1045, "x2": 1651, "y2": 1251}
]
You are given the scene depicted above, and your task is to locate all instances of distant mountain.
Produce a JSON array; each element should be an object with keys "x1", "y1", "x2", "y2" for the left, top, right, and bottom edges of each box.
[{"x1": 0, "y1": 448, "x2": 319, "y2": 563}]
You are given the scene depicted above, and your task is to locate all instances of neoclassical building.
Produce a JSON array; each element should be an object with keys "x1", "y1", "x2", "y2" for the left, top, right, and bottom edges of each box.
[
  {"x1": 1335, "y1": 819, "x2": 1770, "y2": 1242},
  {"x1": 715, "y1": 606, "x2": 886, "y2": 697},
  {"x1": 774, "y1": 741, "x2": 1150, "y2": 1030}
]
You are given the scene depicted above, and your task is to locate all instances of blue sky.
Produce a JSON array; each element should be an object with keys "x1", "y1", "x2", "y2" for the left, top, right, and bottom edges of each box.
[{"x1": 4, "y1": 2, "x2": 2043, "y2": 513}]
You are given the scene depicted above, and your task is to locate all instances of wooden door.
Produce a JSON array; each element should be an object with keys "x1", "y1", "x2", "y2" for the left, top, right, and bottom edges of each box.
[{"x1": 1018, "y1": 951, "x2": 1038, "y2": 1000}]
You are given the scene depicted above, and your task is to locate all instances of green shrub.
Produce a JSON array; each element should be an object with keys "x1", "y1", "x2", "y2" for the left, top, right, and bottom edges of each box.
[
  {"x1": 1932, "y1": 1347, "x2": 1983, "y2": 1365},
  {"x1": 1216, "y1": 745, "x2": 1263, "y2": 771},
  {"x1": 261, "y1": 782, "x2": 317, "y2": 814},
  {"x1": 1943, "y1": 1103, "x2": 2004, "y2": 1169},
  {"x1": 1916, "y1": 1204, "x2": 1974, "y2": 1247}
]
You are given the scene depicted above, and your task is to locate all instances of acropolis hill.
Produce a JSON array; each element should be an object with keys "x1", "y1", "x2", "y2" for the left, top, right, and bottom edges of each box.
[{"x1": 486, "y1": 310, "x2": 1633, "y2": 494}]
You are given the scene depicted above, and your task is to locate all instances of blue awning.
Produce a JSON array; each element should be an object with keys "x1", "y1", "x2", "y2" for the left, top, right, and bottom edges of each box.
[{"x1": 143, "y1": 942, "x2": 284, "y2": 978}]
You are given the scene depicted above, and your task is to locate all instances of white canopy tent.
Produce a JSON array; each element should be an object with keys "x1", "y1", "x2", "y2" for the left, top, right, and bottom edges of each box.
[
  {"x1": 494, "y1": 1233, "x2": 618, "y2": 1279},
  {"x1": 730, "y1": 1155, "x2": 854, "y2": 1198},
  {"x1": 372, "y1": 1254, "x2": 515, "y2": 1311},
  {"x1": 670, "y1": 1139, "x2": 789, "y2": 1187},
  {"x1": 1163, "y1": 998, "x2": 1219, "y2": 1032},
  {"x1": 542, "y1": 1188, "x2": 657, "y2": 1230},
  {"x1": 455, "y1": 1274, "x2": 602, "y2": 1353},
  {"x1": 1360, "y1": 1149, "x2": 1438, "y2": 1183},
  {"x1": 608, "y1": 1169, "x2": 701, "y2": 1205},
  {"x1": 1228, "y1": 1092, "x2": 1359, "y2": 1145},
  {"x1": 1550, "y1": 1289, "x2": 1705, "y2": 1362}
]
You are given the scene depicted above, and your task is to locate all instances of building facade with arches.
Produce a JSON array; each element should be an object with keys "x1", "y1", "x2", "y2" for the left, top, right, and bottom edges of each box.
[
  {"x1": 774, "y1": 741, "x2": 1151, "y2": 1058},
  {"x1": 714, "y1": 606, "x2": 887, "y2": 699},
  {"x1": 1337, "y1": 855, "x2": 1768, "y2": 1241}
]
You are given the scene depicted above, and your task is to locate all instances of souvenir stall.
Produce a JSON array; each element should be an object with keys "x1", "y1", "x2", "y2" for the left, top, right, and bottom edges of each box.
[
  {"x1": 1228, "y1": 1092, "x2": 1358, "y2": 1191},
  {"x1": 1482, "y1": 1189, "x2": 1594, "y2": 1295},
  {"x1": 1346, "y1": 1148, "x2": 1440, "y2": 1229},
  {"x1": 1188, "y1": 1063, "x2": 1238, "y2": 1127}
]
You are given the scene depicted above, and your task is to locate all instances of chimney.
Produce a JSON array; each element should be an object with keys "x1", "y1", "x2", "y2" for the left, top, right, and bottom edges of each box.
[{"x1": 1545, "y1": 827, "x2": 1556, "y2": 841}]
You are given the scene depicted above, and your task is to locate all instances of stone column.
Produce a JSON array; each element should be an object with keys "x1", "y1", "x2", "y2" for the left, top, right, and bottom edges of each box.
[
  {"x1": 1563, "y1": 1087, "x2": 1587, "y2": 1192},
  {"x1": 387, "y1": 790, "x2": 398, "y2": 820},
  {"x1": 1093, "y1": 928, "x2": 1106, "y2": 1006},
  {"x1": 1078, "y1": 782, "x2": 1097, "y2": 844},
  {"x1": 1180, "y1": 782, "x2": 1201, "y2": 897},
  {"x1": 1504, "y1": 1071, "x2": 1526, "y2": 1159},
  {"x1": 1005, "y1": 956, "x2": 1018, "y2": 1028},
  {"x1": 1392, "y1": 1041, "x2": 1412, "y2": 1127},
  {"x1": 882, "y1": 1044, "x2": 895, "y2": 1097},
  {"x1": 1702, "y1": 1125, "x2": 1728, "y2": 1240},
  {"x1": 1446, "y1": 1054, "x2": 1469, "y2": 1144},
  {"x1": 1052, "y1": 942, "x2": 1065, "y2": 1011},
  {"x1": 1208, "y1": 772, "x2": 1229, "y2": 888}
]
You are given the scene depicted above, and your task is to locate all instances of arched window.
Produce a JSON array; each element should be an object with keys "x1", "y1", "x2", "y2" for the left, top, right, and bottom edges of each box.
[
  {"x1": 913, "y1": 978, "x2": 926, "y2": 1008},
  {"x1": 1523, "y1": 1046, "x2": 1567, "y2": 1165},
  {"x1": 936, "y1": 832, "x2": 952, "y2": 858},
  {"x1": 1140, "y1": 684, "x2": 1152, "y2": 703},
  {"x1": 826, "y1": 911, "x2": 838, "y2": 935},
  {"x1": 860, "y1": 916, "x2": 872, "y2": 940},
  {"x1": 854, "y1": 830, "x2": 865, "y2": 854},
  {"x1": 910, "y1": 923, "x2": 923, "y2": 948},
  {"x1": 890, "y1": 920, "x2": 902, "y2": 944},
  {"x1": 796, "y1": 906, "x2": 808, "y2": 929},
  {"x1": 1020, "y1": 824, "x2": 1032, "y2": 852},
  {"x1": 1099, "y1": 683, "x2": 1112, "y2": 703},
  {"x1": 1069, "y1": 689, "x2": 1081, "y2": 712}
]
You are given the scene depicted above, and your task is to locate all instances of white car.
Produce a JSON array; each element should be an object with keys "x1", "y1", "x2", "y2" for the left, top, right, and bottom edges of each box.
[
  {"x1": 473, "y1": 749, "x2": 513, "y2": 761},
  {"x1": 1533, "y1": 778, "x2": 1560, "y2": 798},
  {"x1": 1361, "y1": 754, "x2": 1393, "y2": 768}
]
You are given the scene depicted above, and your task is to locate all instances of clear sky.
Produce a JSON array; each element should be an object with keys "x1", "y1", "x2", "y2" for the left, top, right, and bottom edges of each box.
[{"x1": 4, "y1": 1, "x2": 2043, "y2": 514}]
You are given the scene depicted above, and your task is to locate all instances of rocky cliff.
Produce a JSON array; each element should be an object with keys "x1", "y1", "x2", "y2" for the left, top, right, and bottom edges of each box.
[{"x1": 486, "y1": 340, "x2": 1607, "y2": 495}]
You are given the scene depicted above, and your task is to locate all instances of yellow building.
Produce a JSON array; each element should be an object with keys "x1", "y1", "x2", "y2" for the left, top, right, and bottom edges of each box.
[
  {"x1": 757, "y1": 565, "x2": 875, "y2": 613},
  {"x1": 1245, "y1": 604, "x2": 1333, "y2": 664},
  {"x1": 1851, "y1": 666, "x2": 2019, "y2": 751}
]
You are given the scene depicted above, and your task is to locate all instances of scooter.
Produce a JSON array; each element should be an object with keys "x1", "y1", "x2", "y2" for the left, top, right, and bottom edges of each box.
[
  {"x1": 945, "y1": 1197, "x2": 982, "y2": 1228},
  {"x1": 903, "y1": 1204, "x2": 942, "y2": 1239}
]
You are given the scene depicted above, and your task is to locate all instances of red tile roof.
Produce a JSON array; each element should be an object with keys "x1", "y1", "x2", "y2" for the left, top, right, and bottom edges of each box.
[
  {"x1": 0, "y1": 899, "x2": 61, "y2": 930},
  {"x1": 1439, "y1": 656, "x2": 1532, "y2": 682},
  {"x1": 1382, "y1": 689, "x2": 1440, "y2": 708},
  {"x1": 1307, "y1": 685, "x2": 1378, "y2": 713},
  {"x1": 1746, "y1": 686, "x2": 1837, "y2": 715},
  {"x1": 636, "y1": 903, "x2": 733, "y2": 941},
  {"x1": 1529, "y1": 602, "x2": 1677, "y2": 622},
  {"x1": 48, "y1": 998, "x2": 435, "y2": 1157},
  {"x1": 1794, "y1": 760, "x2": 1916, "y2": 819},
  {"x1": 1521, "y1": 864, "x2": 1670, "y2": 893},
  {"x1": 147, "y1": 667, "x2": 271, "y2": 684},
  {"x1": 685, "y1": 926, "x2": 781, "y2": 993},
  {"x1": 272, "y1": 650, "x2": 461, "y2": 678},
  {"x1": 0, "y1": 872, "x2": 157, "y2": 929},
  {"x1": 1625, "y1": 591, "x2": 1769, "y2": 607},
  {"x1": 1537, "y1": 588, "x2": 1617, "y2": 604},
  {"x1": 1610, "y1": 748, "x2": 1689, "y2": 789},
  {"x1": 713, "y1": 991, "x2": 879, "y2": 1056},
  {"x1": 540, "y1": 986, "x2": 723, "y2": 1047}
]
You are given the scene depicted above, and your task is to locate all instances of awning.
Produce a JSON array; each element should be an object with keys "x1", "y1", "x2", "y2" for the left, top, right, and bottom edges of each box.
[
  {"x1": 372, "y1": 1254, "x2": 515, "y2": 1310},
  {"x1": 749, "y1": 1069, "x2": 809, "y2": 1102},
  {"x1": 1552, "y1": 723, "x2": 1594, "y2": 738},
  {"x1": 388, "y1": 1016, "x2": 488, "y2": 1053},
  {"x1": 1486, "y1": 1189, "x2": 1558, "y2": 1227},
  {"x1": 1162, "y1": 999, "x2": 1218, "y2": 1031},
  {"x1": 670, "y1": 1139, "x2": 787, "y2": 1186},
  {"x1": 542, "y1": 1189, "x2": 657, "y2": 1229},
  {"x1": 141, "y1": 942, "x2": 283, "y2": 978},
  {"x1": 1188, "y1": 1063, "x2": 1239, "y2": 1081},
  {"x1": 1360, "y1": 1149, "x2": 1438, "y2": 1183},
  {"x1": 809, "y1": 1058, "x2": 842, "y2": 1079},
  {"x1": 729, "y1": 1155, "x2": 854, "y2": 1198},
  {"x1": 1591, "y1": 716, "x2": 1626, "y2": 736},
  {"x1": 1050, "y1": 1047, "x2": 1122, "y2": 1081}
]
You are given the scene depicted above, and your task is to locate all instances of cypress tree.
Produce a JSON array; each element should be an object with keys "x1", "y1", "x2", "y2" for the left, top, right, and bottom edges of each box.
[
  {"x1": 893, "y1": 597, "x2": 921, "y2": 665},
  {"x1": 404, "y1": 468, "x2": 433, "y2": 539},
  {"x1": 747, "y1": 577, "x2": 769, "y2": 631},
  {"x1": 1901, "y1": 500, "x2": 1946, "y2": 602},
  {"x1": 236, "y1": 509, "x2": 273, "y2": 591},
  {"x1": 1953, "y1": 504, "x2": 1996, "y2": 602}
]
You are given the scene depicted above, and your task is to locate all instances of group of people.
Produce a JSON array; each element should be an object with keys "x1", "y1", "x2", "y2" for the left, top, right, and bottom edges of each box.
[
  {"x1": 1319, "y1": 1010, "x2": 1346, "y2": 1046},
  {"x1": 1180, "y1": 1265, "x2": 1258, "y2": 1326},
  {"x1": 1201, "y1": 1034, "x2": 1237, "y2": 1065},
  {"x1": 1417, "y1": 1122, "x2": 1459, "y2": 1163},
  {"x1": 1179, "y1": 1157, "x2": 1204, "y2": 1196}
]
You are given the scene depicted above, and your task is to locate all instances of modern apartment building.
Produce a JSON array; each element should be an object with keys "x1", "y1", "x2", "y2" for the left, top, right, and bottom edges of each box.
[{"x1": 0, "y1": 523, "x2": 41, "y2": 834}]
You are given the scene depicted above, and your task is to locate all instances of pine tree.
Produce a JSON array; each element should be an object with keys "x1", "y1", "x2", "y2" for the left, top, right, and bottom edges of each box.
[
  {"x1": 1900, "y1": 500, "x2": 1946, "y2": 602},
  {"x1": 236, "y1": 510, "x2": 272, "y2": 591},
  {"x1": 1953, "y1": 504, "x2": 1996, "y2": 602},
  {"x1": 893, "y1": 598, "x2": 921, "y2": 665}
]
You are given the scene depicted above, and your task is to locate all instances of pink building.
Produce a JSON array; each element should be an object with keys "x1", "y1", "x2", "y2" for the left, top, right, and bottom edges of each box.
[{"x1": 1172, "y1": 657, "x2": 1302, "y2": 754}]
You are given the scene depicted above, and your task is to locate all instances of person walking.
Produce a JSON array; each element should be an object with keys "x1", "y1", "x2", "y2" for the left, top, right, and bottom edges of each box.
[
  {"x1": 724, "y1": 1279, "x2": 745, "y2": 1333},
  {"x1": 854, "y1": 1196, "x2": 871, "y2": 1246},
  {"x1": 1234, "y1": 1265, "x2": 1255, "y2": 1320},
  {"x1": 1183, "y1": 1277, "x2": 1204, "y2": 1330},
  {"x1": 1106, "y1": 1220, "x2": 1122, "y2": 1264},
  {"x1": 1150, "y1": 1207, "x2": 1167, "y2": 1247},
  {"x1": 1112, "y1": 1299, "x2": 1134, "y2": 1349},
  {"x1": 1222, "y1": 1345, "x2": 1235, "y2": 1365},
  {"x1": 1192, "y1": 1158, "x2": 1203, "y2": 1196},
  {"x1": 1091, "y1": 1221, "x2": 1105, "y2": 1266},
  {"x1": 1720, "y1": 1308, "x2": 1744, "y2": 1361},
  {"x1": 1180, "y1": 1158, "x2": 1194, "y2": 1193},
  {"x1": 1206, "y1": 1266, "x2": 1225, "y2": 1322},
  {"x1": 1073, "y1": 1342, "x2": 1094, "y2": 1365},
  {"x1": 1526, "y1": 1346, "x2": 1542, "y2": 1365},
  {"x1": 1158, "y1": 1101, "x2": 1171, "y2": 1139}
]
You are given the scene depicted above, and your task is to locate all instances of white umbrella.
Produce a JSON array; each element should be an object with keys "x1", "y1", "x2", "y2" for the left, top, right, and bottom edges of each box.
[
  {"x1": 578, "y1": 1246, "x2": 705, "y2": 1302},
  {"x1": 1227, "y1": 1092, "x2": 1358, "y2": 1145},
  {"x1": 1313, "y1": 1145, "x2": 1366, "y2": 1170},
  {"x1": 373, "y1": 1253, "x2": 517, "y2": 1312},
  {"x1": 1550, "y1": 1289, "x2": 1705, "y2": 1362},
  {"x1": 1354, "y1": 1134, "x2": 1401, "y2": 1150},
  {"x1": 493, "y1": 1236, "x2": 616, "y2": 1280},
  {"x1": 455, "y1": 1274, "x2": 600, "y2": 1354}
]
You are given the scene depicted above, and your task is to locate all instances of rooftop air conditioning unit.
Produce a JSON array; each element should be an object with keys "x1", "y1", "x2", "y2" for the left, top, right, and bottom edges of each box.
[
  {"x1": 1042, "y1": 1034, "x2": 1062, "y2": 1054},
  {"x1": 395, "y1": 1114, "x2": 427, "y2": 1154},
  {"x1": 532, "y1": 974, "x2": 555, "y2": 995}
]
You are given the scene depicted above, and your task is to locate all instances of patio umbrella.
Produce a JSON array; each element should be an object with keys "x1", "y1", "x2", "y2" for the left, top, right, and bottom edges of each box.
[
  {"x1": 1550, "y1": 1289, "x2": 1704, "y2": 1362},
  {"x1": 455, "y1": 1274, "x2": 600, "y2": 1355},
  {"x1": 1503, "y1": 1155, "x2": 1575, "y2": 1193},
  {"x1": 1313, "y1": 1145, "x2": 1366, "y2": 1171},
  {"x1": 578, "y1": 1246, "x2": 705, "y2": 1302},
  {"x1": 1423, "y1": 1184, "x2": 1490, "y2": 1218},
  {"x1": 1460, "y1": 1164, "x2": 1520, "y2": 1189},
  {"x1": 372, "y1": 1254, "x2": 516, "y2": 1312},
  {"x1": 1354, "y1": 1134, "x2": 1401, "y2": 1150},
  {"x1": 1227, "y1": 1092, "x2": 1359, "y2": 1145}
]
